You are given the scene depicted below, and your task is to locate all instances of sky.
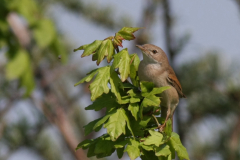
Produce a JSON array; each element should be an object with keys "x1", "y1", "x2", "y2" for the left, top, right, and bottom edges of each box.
[
  {"x1": 54, "y1": 0, "x2": 240, "y2": 66},
  {"x1": 6, "y1": 0, "x2": 240, "y2": 160}
]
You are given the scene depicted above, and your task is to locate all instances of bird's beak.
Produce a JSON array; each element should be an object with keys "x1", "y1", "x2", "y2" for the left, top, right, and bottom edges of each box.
[{"x1": 136, "y1": 45, "x2": 145, "y2": 51}]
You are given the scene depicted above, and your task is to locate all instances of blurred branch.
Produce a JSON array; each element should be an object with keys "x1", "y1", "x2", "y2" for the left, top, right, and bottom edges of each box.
[
  {"x1": 7, "y1": 12, "x2": 31, "y2": 47},
  {"x1": 229, "y1": 114, "x2": 240, "y2": 160},
  {"x1": 161, "y1": 0, "x2": 185, "y2": 142},
  {"x1": 235, "y1": 0, "x2": 240, "y2": 11},
  {"x1": 162, "y1": 0, "x2": 175, "y2": 62}
]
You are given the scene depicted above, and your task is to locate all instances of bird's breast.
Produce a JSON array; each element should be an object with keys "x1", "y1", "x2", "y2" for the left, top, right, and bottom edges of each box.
[{"x1": 138, "y1": 61, "x2": 168, "y2": 87}]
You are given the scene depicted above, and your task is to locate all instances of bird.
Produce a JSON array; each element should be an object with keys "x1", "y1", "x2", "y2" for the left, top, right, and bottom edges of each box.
[{"x1": 136, "y1": 44, "x2": 186, "y2": 131}]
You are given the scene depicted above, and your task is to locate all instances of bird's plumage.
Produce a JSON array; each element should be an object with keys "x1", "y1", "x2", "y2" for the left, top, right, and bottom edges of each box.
[{"x1": 136, "y1": 44, "x2": 185, "y2": 131}]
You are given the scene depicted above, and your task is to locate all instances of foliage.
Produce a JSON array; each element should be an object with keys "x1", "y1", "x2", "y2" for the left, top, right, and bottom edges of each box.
[
  {"x1": 0, "y1": 0, "x2": 67, "y2": 96},
  {"x1": 74, "y1": 27, "x2": 189, "y2": 160}
]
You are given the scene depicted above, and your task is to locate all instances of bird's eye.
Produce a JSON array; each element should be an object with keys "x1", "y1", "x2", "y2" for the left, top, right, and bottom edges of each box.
[{"x1": 152, "y1": 50, "x2": 157, "y2": 54}]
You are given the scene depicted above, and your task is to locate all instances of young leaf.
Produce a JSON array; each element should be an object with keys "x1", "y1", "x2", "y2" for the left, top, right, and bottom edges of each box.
[
  {"x1": 113, "y1": 35, "x2": 124, "y2": 47},
  {"x1": 144, "y1": 130, "x2": 163, "y2": 147},
  {"x1": 75, "y1": 66, "x2": 110, "y2": 101},
  {"x1": 96, "y1": 39, "x2": 114, "y2": 65},
  {"x1": 155, "y1": 144, "x2": 171, "y2": 157},
  {"x1": 124, "y1": 139, "x2": 140, "y2": 160},
  {"x1": 104, "y1": 108, "x2": 130, "y2": 141},
  {"x1": 74, "y1": 40, "x2": 102, "y2": 57},
  {"x1": 109, "y1": 71, "x2": 123, "y2": 103},
  {"x1": 73, "y1": 44, "x2": 89, "y2": 51},
  {"x1": 117, "y1": 27, "x2": 141, "y2": 40},
  {"x1": 111, "y1": 49, "x2": 131, "y2": 82},
  {"x1": 128, "y1": 103, "x2": 139, "y2": 120},
  {"x1": 169, "y1": 132, "x2": 190, "y2": 160}
]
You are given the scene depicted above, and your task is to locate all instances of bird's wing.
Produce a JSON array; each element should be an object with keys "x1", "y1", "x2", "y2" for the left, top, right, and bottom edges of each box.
[{"x1": 167, "y1": 69, "x2": 186, "y2": 98}]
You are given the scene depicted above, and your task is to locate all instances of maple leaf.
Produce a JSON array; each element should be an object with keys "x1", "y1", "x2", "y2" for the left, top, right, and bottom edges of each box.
[
  {"x1": 111, "y1": 48, "x2": 131, "y2": 82},
  {"x1": 74, "y1": 66, "x2": 110, "y2": 101}
]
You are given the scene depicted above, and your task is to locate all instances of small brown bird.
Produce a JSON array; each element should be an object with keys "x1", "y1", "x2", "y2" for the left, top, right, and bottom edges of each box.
[{"x1": 136, "y1": 44, "x2": 185, "y2": 131}]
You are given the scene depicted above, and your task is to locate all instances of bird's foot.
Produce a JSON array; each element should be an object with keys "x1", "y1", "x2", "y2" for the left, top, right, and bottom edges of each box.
[{"x1": 157, "y1": 123, "x2": 166, "y2": 132}]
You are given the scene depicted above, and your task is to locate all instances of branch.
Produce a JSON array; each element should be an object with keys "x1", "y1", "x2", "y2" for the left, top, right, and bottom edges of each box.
[{"x1": 7, "y1": 12, "x2": 31, "y2": 47}]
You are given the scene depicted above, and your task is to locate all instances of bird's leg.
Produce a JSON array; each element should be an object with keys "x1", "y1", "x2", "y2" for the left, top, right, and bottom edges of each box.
[{"x1": 158, "y1": 109, "x2": 171, "y2": 132}]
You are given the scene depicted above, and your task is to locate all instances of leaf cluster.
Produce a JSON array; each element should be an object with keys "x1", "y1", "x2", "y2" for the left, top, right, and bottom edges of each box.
[{"x1": 74, "y1": 27, "x2": 189, "y2": 160}]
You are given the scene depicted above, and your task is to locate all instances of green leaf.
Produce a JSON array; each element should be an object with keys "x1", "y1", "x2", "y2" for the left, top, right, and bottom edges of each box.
[
  {"x1": 142, "y1": 95, "x2": 160, "y2": 107},
  {"x1": 150, "y1": 86, "x2": 171, "y2": 95},
  {"x1": 141, "y1": 150, "x2": 159, "y2": 160},
  {"x1": 76, "y1": 139, "x2": 93, "y2": 150},
  {"x1": 74, "y1": 69, "x2": 98, "y2": 86},
  {"x1": 93, "y1": 109, "x2": 117, "y2": 130},
  {"x1": 140, "y1": 81, "x2": 154, "y2": 93},
  {"x1": 139, "y1": 116, "x2": 152, "y2": 127},
  {"x1": 121, "y1": 96, "x2": 131, "y2": 104},
  {"x1": 73, "y1": 44, "x2": 89, "y2": 52},
  {"x1": 75, "y1": 66, "x2": 110, "y2": 101},
  {"x1": 117, "y1": 27, "x2": 141, "y2": 40},
  {"x1": 167, "y1": 141, "x2": 175, "y2": 159},
  {"x1": 76, "y1": 40, "x2": 102, "y2": 57},
  {"x1": 104, "y1": 108, "x2": 129, "y2": 141},
  {"x1": 109, "y1": 71, "x2": 123, "y2": 103},
  {"x1": 127, "y1": 89, "x2": 142, "y2": 100},
  {"x1": 85, "y1": 92, "x2": 119, "y2": 111},
  {"x1": 155, "y1": 144, "x2": 171, "y2": 157},
  {"x1": 33, "y1": 19, "x2": 56, "y2": 48},
  {"x1": 114, "y1": 139, "x2": 129, "y2": 148},
  {"x1": 169, "y1": 132, "x2": 190, "y2": 160},
  {"x1": 83, "y1": 118, "x2": 102, "y2": 136},
  {"x1": 94, "y1": 137, "x2": 115, "y2": 156},
  {"x1": 124, "y1": 139, "x2": 140, "y2": 160},
  {"x1": 111, "y1": 49, "x2": 131, "y2": 82},
  {"x1": 113, "y1": 35, "x2": 124, "y2": 47},
  {"x1": 6, "y1": 50, "x2": 29, "y2": 80},
  {"x1": 124, "y1": 111, "x2": 135, "y2": 138},
  {"x1": 128, "y1": 103, "x2": 139, "y2": 120},
  {"x1": 117, "y1": 148, "x2": 124, "y2": 159},
  {"x1": 164, "y1": 119, "x2": 172, "y2": 137},
  {"x1": 87, "y1": 142, "x2": 97, "y2": 157},
  {"x1": 121, "y1": 27, "x2": 142, "y2": 33},
  {"x1": 141, "y1": 144, "x2": 154, "y2": 151},
  {"x1": 96, "y1": 39, "x2": 114, "y2": 65},
  {"x1": 144, "y1": 130, "x2": 163, "y2": 147},
  {"x1": 130, "y1": 54, "x2": 140, "y2": 86}
]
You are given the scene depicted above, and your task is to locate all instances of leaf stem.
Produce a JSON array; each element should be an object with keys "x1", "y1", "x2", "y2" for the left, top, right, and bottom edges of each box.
[{"x1": 152, "y1": 114, "x2": 160, "y2": 127}]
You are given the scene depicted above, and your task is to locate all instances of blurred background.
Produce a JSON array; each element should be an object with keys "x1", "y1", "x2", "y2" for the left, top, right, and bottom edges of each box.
[{"x1": 0, "y1": 0, "x2": 240, "y2": 160}]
